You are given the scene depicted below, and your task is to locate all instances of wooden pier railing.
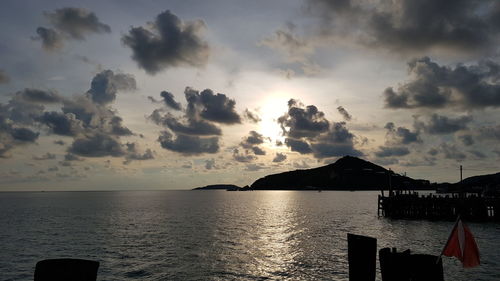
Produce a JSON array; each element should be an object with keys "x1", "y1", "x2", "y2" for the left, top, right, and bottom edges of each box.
[{"x1": 378, "y1": 193, "x2": 500, "y2": 222}]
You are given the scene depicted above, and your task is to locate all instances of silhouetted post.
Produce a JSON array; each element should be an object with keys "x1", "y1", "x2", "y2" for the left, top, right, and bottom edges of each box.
[
  {"x1": 460, "y1": 165, "x2": 463, "y2": 182},
  {"x1": 388, "y1": 170, "x2": 393, "y2": 197},
  {"x1": 379, "y1": 248, "x2": 443, "y2": 281},
  {"x1": 34, "y1": 259, "x2": 99, "y2": 281},
  {"x1": 348, "y1": 233, "x2": 377, "y2": 281}
]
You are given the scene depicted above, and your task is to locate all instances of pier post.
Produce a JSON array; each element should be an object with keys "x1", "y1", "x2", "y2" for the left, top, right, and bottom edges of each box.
[{"x1": 348, "y1": 233, "x2": 377, "y2": 281}]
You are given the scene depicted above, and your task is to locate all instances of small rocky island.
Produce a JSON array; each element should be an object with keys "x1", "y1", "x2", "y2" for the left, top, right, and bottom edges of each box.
[{"x1": 193, "y1": 184, "x2": 242, "y2": 191}]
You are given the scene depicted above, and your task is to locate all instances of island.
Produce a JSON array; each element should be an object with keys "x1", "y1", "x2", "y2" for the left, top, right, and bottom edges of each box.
[
  {"x1": 193, "y1": 184, "x2": 242, "y2": 191},
  {"x1": 250, "y1": 156, "x2": 430, "y2": 190}
]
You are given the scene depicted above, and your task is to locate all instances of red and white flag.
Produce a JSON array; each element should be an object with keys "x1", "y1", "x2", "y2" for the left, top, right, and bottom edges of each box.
[{"x1": 441, "y1": 217, "x2": 480, "y2": 268}]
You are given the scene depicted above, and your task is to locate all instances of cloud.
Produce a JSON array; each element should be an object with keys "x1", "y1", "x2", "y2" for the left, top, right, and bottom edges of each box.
[
  {"x1": 34, "y1": 8, "x2": 110, "y2": 51},
  {"x1": 243, "y1": 109, "x2": 261, "y2": 123},
  {"x1": 337, "y1": 106, "x2": 352, "y2": 121},
  {"x1": 87, "y1": 70, "x2": 136, "y2": 105},
  {"x1": 151, "y1": 113, "x2": 221, "y2": 136},
  {"x1": 44, "y1": 7, "x2": 110, "y2": 39},
  {"x1": 0, "y1": 70, "x2": 10, "y2": 84},
  {"x1": 64, "y1": 153, "x2": 82, "y2": 161},
  {"x1": 305, "y1": 0, "x2": 500, "y2": 54},
  {"x1": 158, "y1": 131, "x2": 219, "y2": 155},
  {"x1": 124, "y1": 143, "x2": 154, "y2": 164},
  {"x1": 37, "y1": 112, "x2": 83, "y2": 136},
  {"x1": 232, "y1": 148, "x2": 256, "y2": 163},
  {"x1": 468, "y1": 150, "x2": 486, "y2": 159},
  {"x1": 384, "y1": 122, "x2": 421, "y2": 145},
  {"x1": 17, "y1": 88, "x2": 62, "y2": 103},
  {"x1": 122, "y1": 10, "x2": 209, "y2": 74},
  {"x1": 204, "y1": 158, "x2": 218, "y2": 170},
  {"x1": 414, "y1": 114, "x2": 472, "y2": 134},
  {"x1": 245, "y1": 163, "x2": 266, "y2": 171},
  {"x1": 54, "y1": 140, "x2": 66, "y2": 146},
  {"x1": 69, "y1": 133, "x2": 125, "y2": 157},
  {"x1": 10, "y1": 128, "x2": 39, "y2": 142},
  {"x1": 186, "y1": 88, "x2": 241, "y2": 124},
  {"x1": 384, "y1": 57, "x2": 500, "y2": 110},
  {"x1": 33, "y1": 152, "x2": 56, "y2": 161},
  {"x1": 160, "y1": 91, "x2": 182, "y2": 110},
  {"x1": 437, "y1": 143, "x2": 467, "y2": 160},
  {"x1": 34, "y1": 27, "x2": 64, "y2": 51},
  {"x1": 279, "y1": 99, "x2": 361, "y2": 158},
  {"x1": 458, "y1": 134, "x2": 474, "y2": 146},
  {"x1": 272, "y1": 152, "x2": 287, "y2": 163},
  {"x1": 374, "y1": 146, "x2": 410, "y2": 158}
]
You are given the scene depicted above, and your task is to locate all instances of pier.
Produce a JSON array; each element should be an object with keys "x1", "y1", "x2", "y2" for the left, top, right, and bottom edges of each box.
[{"x1": 378, "y1": 193, "x2": 500, "y2": 222}]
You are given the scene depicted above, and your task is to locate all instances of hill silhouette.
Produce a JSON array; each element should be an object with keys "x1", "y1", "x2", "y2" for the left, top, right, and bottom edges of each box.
[{"x1": 250, "y1": 156, "x2": 430, "y2": 190}]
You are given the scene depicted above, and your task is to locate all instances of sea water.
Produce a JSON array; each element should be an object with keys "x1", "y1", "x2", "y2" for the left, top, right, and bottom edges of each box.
[{"x1": 0, "y1": 190, "x2": 499, "y2": 281}]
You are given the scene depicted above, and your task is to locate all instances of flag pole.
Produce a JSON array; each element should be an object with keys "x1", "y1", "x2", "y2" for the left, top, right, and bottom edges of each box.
[{"x1": 436, "y1": 214, "x2": 461, "y2": 264}]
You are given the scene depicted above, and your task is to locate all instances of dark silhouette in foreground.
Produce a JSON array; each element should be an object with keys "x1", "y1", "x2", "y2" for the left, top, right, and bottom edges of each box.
[{"x1": 34, "y1": 259, "x2": 99, "y2": 281}]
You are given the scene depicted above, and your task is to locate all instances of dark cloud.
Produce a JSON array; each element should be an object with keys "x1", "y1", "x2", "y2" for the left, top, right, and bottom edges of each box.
[
  {"x1": 245, "y1": 163, "x2": 266, "y2": 171},
  {"x1": 87, "y1": 70, "x2": 136, "y2": 105},
  {"x1": 124, "y1": 143, "x2": 154, "y2": 164},
  {"x1": 232, "y1": 148, "x2": 256, "y2": 163},
  {"x1": 34, "y1": 27, "x2": 64, "y2": 50},
  {"x1": 69, "y1": 133, "x2": 125, "y2": 157},
  {"x1": 384, "y1": 122, "x2": 421, "y2": 145},
  {"x1": 272, "y1": 152, "x2": 287, "y2": 163},
  {"x1": 64, "y1": 153, "x2": 82, "y2": 161},
  {"x1": 10, "y1": 128, "x2": 39, "y2": 142},
  {"x1": 243, "y1": 109, "x2": 261, "y2": 123},
  {"x1": 17, "y1": 88, "x2": 62, "y2": 103},
  {"x1": 33, "y1": 152, "x2": 56, "y2": 161},
  {"x1": 414, "y1": 114, "x2": 472, "y2": 134},
  {"x1": 251, "y1": 146, "x2": 266, "y2": 156},
  {"x1": 241, "y1": 131, "x2": 265, "y2": 147},
  {"x1": 438, "y1": 143, "x2": 466, "y2": 160},
  {"x1": 151, "y1": 114, "x2": 221, "y2": 136},
  {"x1": 158, "y1": 131, "x2": 219, "y2": 155},
  {"x1": 374, "y1": 146, "x2": 410, "y2": 158},
  {"x1": 110, "y1": 116, "x2": 133, "y2": 136},
  {"x1": 37, "y1": 112, "x2": 83, "y2": 136},
  {"x1": 293, "y1": 160, "x2": 310, "y2": 169},
  {"x1": 478, "y1": 125, "x2": 500, "y2": 141},
  {"x1": 160, "y1": 91, "x2": 182, "y2": 110},
  {"x1": 278, "y1": 99, "x2": 329, "y2": 139},
  {"x1": 279, "y1": 99, "x2": 361, "y2": 158},
  {"x1": 186, "y1": 88, "x2": 241, "y2": 124},
  {"x1": 468, "y1": 150, "x2": 486, "y2": 159},
  {"x1": 44, "y1": 7, "x2": 111, "y2": 39},
  {"x1": 0, "y1": 70, "x2": 10, "y2": 84},
  {"x1": 122, "y1": 10, "x2": 209, "y2": 74},
  {"x1": 384, "y1": 57, "x2": 500, "y2": 110},
  {"x1": 458, "y1": 134, "x2": 474, "y2": 146},
  {"x1": 337, "y1": 106, "x2": 352, "y2": 121},
  {"x1": 306, "y1": 0, "x2": 500, "y2": 54}
]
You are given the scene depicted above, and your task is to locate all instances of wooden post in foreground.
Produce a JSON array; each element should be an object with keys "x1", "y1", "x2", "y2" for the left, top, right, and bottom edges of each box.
[{"x1": 348, "y1": 233, "x2": 377, "y2": 281}]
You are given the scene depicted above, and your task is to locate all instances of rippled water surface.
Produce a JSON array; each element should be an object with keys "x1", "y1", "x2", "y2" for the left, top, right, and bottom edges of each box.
[{"x1": 1, "y1": 191, "x2": 499, "y2": 280}]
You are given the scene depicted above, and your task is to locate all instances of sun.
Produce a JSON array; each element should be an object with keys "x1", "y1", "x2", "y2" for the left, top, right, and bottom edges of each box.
[{"x1": 258, "y1": 96, "x2": 289, "y2": 147}]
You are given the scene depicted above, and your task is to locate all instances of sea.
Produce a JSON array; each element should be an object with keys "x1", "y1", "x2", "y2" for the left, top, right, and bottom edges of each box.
[{"x1": 0, "y1": 190, "x2": 499, "y2": 281}]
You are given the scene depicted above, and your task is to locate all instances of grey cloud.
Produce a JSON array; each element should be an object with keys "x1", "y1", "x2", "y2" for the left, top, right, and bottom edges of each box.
[
  {"x1": 33, "y1": 152, "x2": 56, "y2": 161},
  {"x1": 69, "y1": 133, "x2": 125, "y2": 157},
  {"x1": 243, "y1": 109, "x2": 261, "y2": 123},
  {"x1": 122, "y1": 10, "x2": 209, "y2": 74},
  {"x1": 374, "y1": 146, "x2": 410, "y2": 158},
  {"x1": 337, "y1": 106, "x2": 352, "y2": 121},
  {"x1": 17, "y1": 88, "x2": 62, "y2": 103},
  {"x1": 124, "y1": 143, "x2": 154, "y2": 164},
  {"x1": 272, "y1": 152, "x2": 287, "y2": 163},
  {"x1": 37, "y1": 112, "x2": 83, "y2": 136},
  {"x1": 252, "y1": 146, "x2": 266, "y2": 156},
  {"x1": 44, "y1": 7, "x2": 110, "y2": 39},
  {"x1": 245, "y1": 163, "x2": 266, "y2": 171},
  {"x1": 241, "y1": 131, "x2": 264, "y2": 147},
  {"x1": 158, "y1": 115, "x2": 221, "y2": 136},
  {"x1": 64, "y1": 153, "x2": 82, "y2": 161},
  {"x1": 10, "y1": 128, "x2": 39, "y2": 142},
  {"x1": 160, "y1": 91, "x2": 182, "y2": 110},
  {"x1": 458, "y1": 134, "x2": 474, "y2": 146},
  {"x1": 110, "y1": 116, "x2": 133, "y2": 136},
  {"x1": 306, "y1": 0, "x2": 500, "y2": 54},
  {"x1": 384, "y1": 122, "x2": 421, "y2": 145},
  {"x1": 158, "y1": 131, "x2": 219, "y2": 155},
  {"x1": 34, "y1": 27, "x2": 64, "y2": 51},
  {"x1": 188, "y1": 88, "x2": 241, "y2": 124},
  {"x1": 384, "y1": 57, "x2": 500, "y2": 110},
  {"x1": 204, "y1": 158, "x2": 218, "y2": 170},
  {"x1": 439, "y1": 143, "x2": 466, "y2": 160},
  {"x1": 293, "y1": 160, "x2": 310, "y2": 169},
  {"x1": 87, "y1": 70, "x2": 136, "y2": 105},
  {"x1": 468, "y1": 150, "x2": 486, "y2": 159},
  {"x1": 232, "y1": 148, "x2": 256, "y2": 163},
  {"x1": 279, "y1": 99, "x2": 361, "y2": 158},
  {"x1": 0, "y1": 70, "x2": 10, "y2": 84},
  {"x1": 415, "y1": 114, "x2": 472, "y2": 134}
]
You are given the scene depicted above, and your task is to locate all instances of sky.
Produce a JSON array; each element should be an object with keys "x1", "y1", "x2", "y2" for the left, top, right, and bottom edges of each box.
[{"x1": 1, "y1": 0, "x2": 500, "y2": 190}]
